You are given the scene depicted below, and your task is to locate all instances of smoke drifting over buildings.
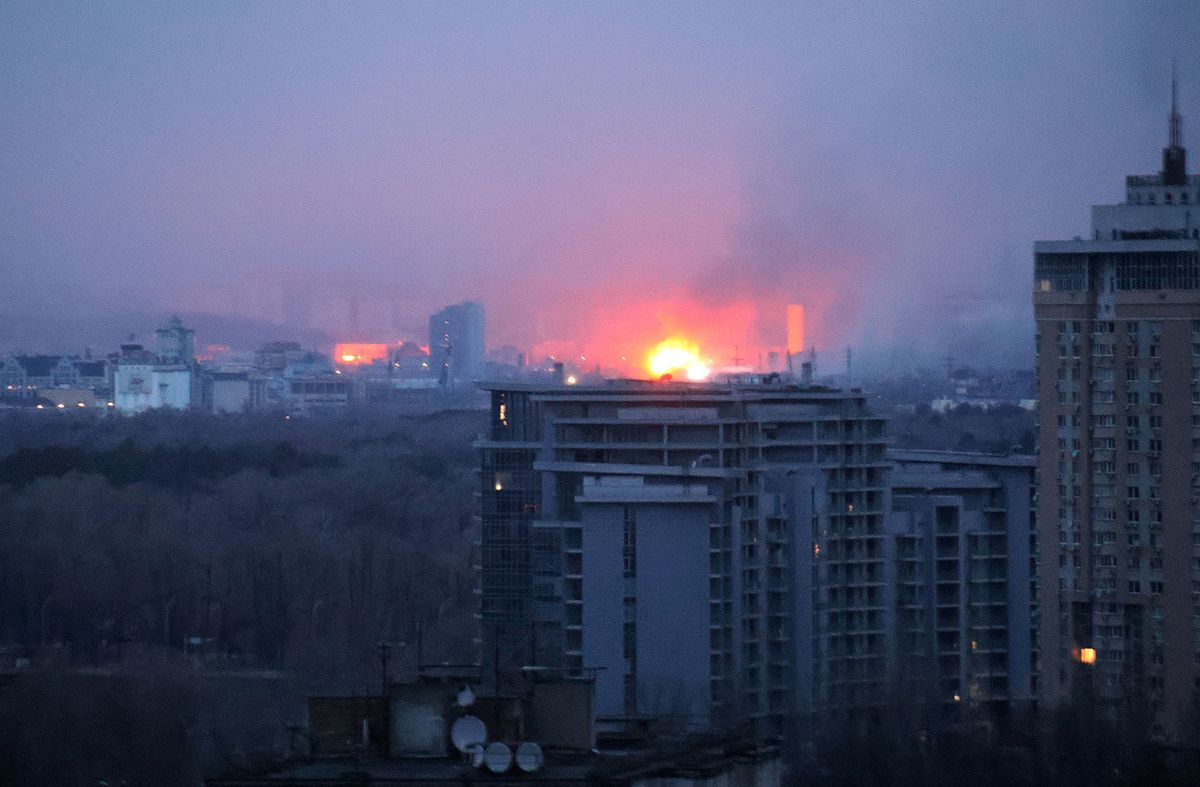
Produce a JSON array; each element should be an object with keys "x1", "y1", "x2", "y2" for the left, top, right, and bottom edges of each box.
[{"x1": 4, "y1": 5, "x2": 1200, "y2": 370}]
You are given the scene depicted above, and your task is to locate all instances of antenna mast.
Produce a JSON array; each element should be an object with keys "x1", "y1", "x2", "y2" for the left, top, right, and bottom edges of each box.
[{"x1": 1171, "y1": 59, "x2": 1182, "y2": 149}]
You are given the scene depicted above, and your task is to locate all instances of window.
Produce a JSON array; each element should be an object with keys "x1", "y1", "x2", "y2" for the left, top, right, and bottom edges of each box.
[{"x1": 1034, "y1": 255, "x2": 1088, "y2": 292}]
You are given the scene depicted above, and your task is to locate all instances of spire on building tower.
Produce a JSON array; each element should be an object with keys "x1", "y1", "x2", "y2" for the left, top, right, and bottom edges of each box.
[{"x1": 1164, "y1": 59, "x2": 1187, "y2": 185}]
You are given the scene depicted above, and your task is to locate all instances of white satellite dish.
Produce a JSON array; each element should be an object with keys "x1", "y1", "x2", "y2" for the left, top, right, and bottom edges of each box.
[
  {"x1": 456, "y1": 685, "x2": 476, "y2": 707},
  {"x1": 515, "y1": 741, "x2": 545, "y2": 772},
  {"x1": 465, "y1": 743, "x2": 485, "y2": 767},
  {"x1": 450, "y1": 715, "x2": 487, "y2": 753},
  {"x1": 484, "y1": 742, "x2": 513, "y2": 773}
]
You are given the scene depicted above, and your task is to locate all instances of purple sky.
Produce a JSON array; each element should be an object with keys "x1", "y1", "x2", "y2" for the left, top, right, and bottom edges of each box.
[{"x1": 3, "y1": 2, "x2": 1199, "y2": 371}]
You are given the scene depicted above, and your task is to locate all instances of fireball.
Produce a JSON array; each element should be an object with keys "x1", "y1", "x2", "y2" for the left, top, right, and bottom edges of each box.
[{"x1": 647, "y1": 339, "x2": 711, "y2": 381}]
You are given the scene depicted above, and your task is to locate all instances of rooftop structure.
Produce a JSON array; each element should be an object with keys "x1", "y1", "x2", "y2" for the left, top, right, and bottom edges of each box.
[{"x1": 206, "y1": 672, "x2": 781, "y2": 786}]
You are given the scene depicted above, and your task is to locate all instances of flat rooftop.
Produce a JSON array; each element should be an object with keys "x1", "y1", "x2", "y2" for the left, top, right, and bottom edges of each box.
[{"x1": 478, "y1": 375, "x2": 863, "y2": 400}]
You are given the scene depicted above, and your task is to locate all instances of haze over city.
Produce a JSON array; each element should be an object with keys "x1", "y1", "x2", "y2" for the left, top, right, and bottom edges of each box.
[
  {"x1": 15, "y1": 3, "x2": 1200, "y2": 785},
  {"x1": 5, "y1": 3, "x2": 1200, "y2": 373}
]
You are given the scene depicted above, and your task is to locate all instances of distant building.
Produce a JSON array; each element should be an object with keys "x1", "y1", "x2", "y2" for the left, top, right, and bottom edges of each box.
[
  {"x1": 389, "y1": 340, "x2": 432, "y2": 380},
  {"x1": 114, "y1": 317, "x2": 198, "y2": 413},
  {"x1": 429, "y1": 301, "x2": 486, "y2": 387},
  {"x1": 287, "y1": 377, "x2": 350, "y2": 416},
  {"x1": 1033, "y1": 78, "x2": 1200, "y2": 733},
  {"x1": 0, "y1": 354, "x2": 112, "y2": 401},
  {"x1": 248, "y1": 341, "x2": 334, "y2": 411},
  {"x1": 156, "y1": 315, "x2": 195, "y2": 363},
  {"x1": 202, "y1": 371, "x2": 251, "y2": 414}
]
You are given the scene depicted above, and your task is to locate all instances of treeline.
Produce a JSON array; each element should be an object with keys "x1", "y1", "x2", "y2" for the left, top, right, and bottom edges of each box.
[
  {"x1": 0, "y1": 408, "x2": 484, "y2": 784},
  {"x1": 888, "y1": 402, "x2": 1036, "y2": 454},
  {"x1": 0, "y1": 440, "x2": 336, "y2": 488}
]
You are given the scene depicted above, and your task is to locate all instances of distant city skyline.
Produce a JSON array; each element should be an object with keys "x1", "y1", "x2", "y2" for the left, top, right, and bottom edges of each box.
[{"x1": 4, "y1": 3, "x2": 1200, "y2": 372}]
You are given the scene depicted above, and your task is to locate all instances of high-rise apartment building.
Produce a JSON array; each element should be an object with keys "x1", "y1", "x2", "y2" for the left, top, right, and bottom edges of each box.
[
  {"x1": 477, "y1": 378, "x2": 1039, "y2": 728},
  {"x1": 1033, "y1": 80, "x2": 1200, "y2": 732},
  {"x1": 429, "y1": 302, "x2": 486, "y2": 387},
  {"x1": 477, "y1": 376, "x2": 890, "y2": 728},
  {"x1": 890, "y1": 450, "x2": 1036, "y2": 711}
]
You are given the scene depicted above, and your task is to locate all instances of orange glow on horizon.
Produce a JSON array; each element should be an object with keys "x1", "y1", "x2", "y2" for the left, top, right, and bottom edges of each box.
[
  {"x1": 511, "y1": 286, "x2": 851, "y2": 377},
  {"x1": 786, "y1": 304, "x2": 805, "y2": 355},
  {"x1": 334, "y1": 343, "x2": 389, "y2": 365},
  {"x1": 647, "y1": 338, "x2": 711, "y2": 381}
]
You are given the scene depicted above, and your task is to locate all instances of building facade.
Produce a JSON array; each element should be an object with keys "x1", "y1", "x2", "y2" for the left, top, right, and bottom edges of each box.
[
  {"x1": 114, "y1": 317, "x2": 198, "y2": 414},
  {"x1": 477, "y1": 377, "x2": 890, "y2": 728},
  {"x1": 1033, "y1": 87, "x2": 1200, "y2": 733},
  {"x1": 430, "y1": 302, "x2": 486, "y2": 387},
  {"x1": 889, "y1": 450, "x2": 1036, "y2": 712}
]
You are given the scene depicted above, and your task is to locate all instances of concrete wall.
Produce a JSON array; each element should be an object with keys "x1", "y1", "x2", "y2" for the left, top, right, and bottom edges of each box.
[
  {"x1": 635, "y1": 503, "x2": 711, "y2": 724},
  {"x1": 581, "y1": 504, "x2": 626, "y2": 717},
  {"x1": 580, "y1": 501, "x2": 711, "y2": 723}
]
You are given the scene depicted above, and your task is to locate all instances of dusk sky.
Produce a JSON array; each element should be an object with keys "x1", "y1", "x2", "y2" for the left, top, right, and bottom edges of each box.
[{"x1": 4, "y1": 2, "x2": 1199, "y2": 371}]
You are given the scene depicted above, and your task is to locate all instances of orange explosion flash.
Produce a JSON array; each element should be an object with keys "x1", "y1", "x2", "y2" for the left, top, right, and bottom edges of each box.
[{"x1": 647, "y1": 339, "x2": 711, "y2": 381}]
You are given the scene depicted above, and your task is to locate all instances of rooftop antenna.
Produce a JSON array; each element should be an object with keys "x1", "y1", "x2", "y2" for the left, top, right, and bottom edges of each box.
[
  {"x1": 1171, "y1": 58, "x2": 1182, "y2": 149},
  {"x1": 1164, "y1": 58, "x2": 1187, "y2": 184}
]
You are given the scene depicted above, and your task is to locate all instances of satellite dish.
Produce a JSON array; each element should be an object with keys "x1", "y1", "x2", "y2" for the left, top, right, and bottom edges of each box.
[
  {"x1": 484, "y1": 742, "x2": 513, "y2": 773},
  {"x1": 450, "y1": 715, "x2": 486, "y2": 753},
  {"x1": 516, "y1": 741, "x2": 545, "y2": 772},
  {"x1": 456, "y1": 685, "x2": 476, "y2": 707},
  {"x1": 465, "y1": 743, "x2": 485, "y2": 767}
]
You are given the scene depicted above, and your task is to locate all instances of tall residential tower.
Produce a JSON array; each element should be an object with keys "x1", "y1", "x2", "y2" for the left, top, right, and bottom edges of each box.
[{"x1": 1033, "y1": 77, "x2": 1200, "y2": 732}]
